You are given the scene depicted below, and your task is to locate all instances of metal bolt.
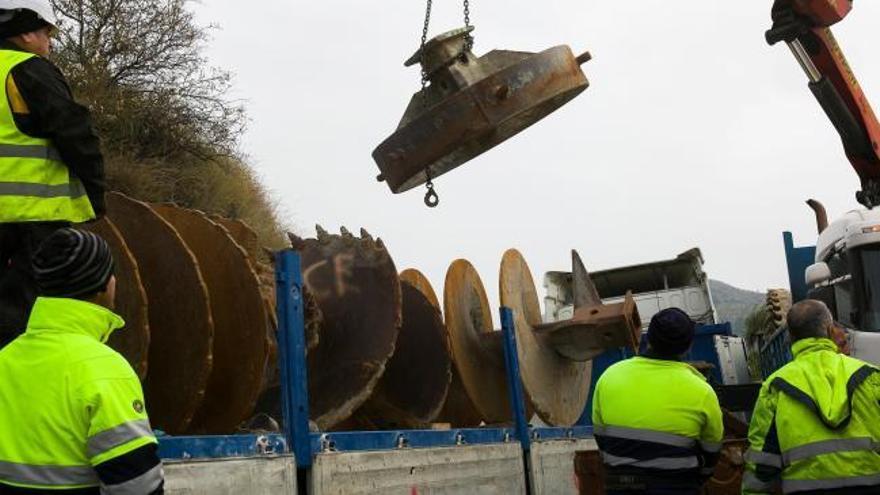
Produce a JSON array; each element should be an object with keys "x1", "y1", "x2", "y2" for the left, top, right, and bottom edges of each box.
[
  {"x1": 494, "y1": 85, "x2": 510, "y2": 101},
  {"x1": 397, "y1": 434, "x2": 409, "y2": 449},
  {"x1": 320, "y1": 434, "x2": 336, "y2": 453},
  {"x1": 255, "y1": 435, "x2": 275, "y2": 455},
  {"x1": 576, "y1": 51, "x2": 592, "y2": 65}
]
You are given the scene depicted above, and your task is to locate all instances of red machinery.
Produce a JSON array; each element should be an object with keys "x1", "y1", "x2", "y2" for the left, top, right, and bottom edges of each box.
[{"x1": 766, "y1": 0, "x2": 880, "y2": 207}]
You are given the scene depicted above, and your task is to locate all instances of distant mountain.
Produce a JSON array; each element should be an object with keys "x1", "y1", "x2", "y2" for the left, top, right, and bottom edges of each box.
[{"x1": 710, "y1": 280, "x2": 765, "y2": 336}]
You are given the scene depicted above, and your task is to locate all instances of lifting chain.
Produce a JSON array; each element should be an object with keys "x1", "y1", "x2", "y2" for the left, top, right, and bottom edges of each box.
[{"x1": 417, "y1": 0, "x2": 475, "y2": 208}]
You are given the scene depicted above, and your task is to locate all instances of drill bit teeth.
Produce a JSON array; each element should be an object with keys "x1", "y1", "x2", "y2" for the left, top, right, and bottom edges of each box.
[
  {"x1": 98, "y1": 198, "x2": 640, "y2": 433},
  {"x1": 315, "y1": 224, "x2": 330, "y2": 240},
  {"x1": 287, "y1": 232, "x2": 305, "y2": 250}
]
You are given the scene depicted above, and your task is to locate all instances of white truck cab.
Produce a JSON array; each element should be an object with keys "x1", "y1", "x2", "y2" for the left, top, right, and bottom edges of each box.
[{"x1": 805, "y1": 208, "x2": 880, "y2": 361}]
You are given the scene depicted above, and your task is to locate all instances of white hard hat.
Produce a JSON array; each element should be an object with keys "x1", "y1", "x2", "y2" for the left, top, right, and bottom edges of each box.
[{"x1": 0, "y1": 0, "x2": 57, "y2": 30}]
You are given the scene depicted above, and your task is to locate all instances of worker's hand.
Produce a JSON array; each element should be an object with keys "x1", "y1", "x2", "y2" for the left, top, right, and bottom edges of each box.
[{"x1": 765, "y1": 5, "x2": 811, "y2": 46}]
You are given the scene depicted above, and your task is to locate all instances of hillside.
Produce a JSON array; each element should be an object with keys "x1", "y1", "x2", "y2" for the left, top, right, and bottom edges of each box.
[{"x1": 710, "y1": 280, "x2": 765, "y2": 336}]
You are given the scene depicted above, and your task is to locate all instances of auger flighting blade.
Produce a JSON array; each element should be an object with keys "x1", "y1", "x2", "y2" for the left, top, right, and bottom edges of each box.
[
  {"x1": 293, "y1": 227, "x2": 402, "y2": 430},
  {"x1": 571, "y1": 250, "x2": 601, "y2": 308},
  {"x1": 84, "y1": 218, "x2": 150, "y2": 379},
  {"x1": 499, "y1": 249, "x2": 588, "y2": 426},
  {"x1": 106, "y1": 193, "x2": 213, "y2": 434},
  {"x1": 354, "y1": 269, "x2": 451, "y2": 428},
  {"x1": 535, "y1": 250, "x2": 641, "y2": 362},
  {"x1": 152, "y1": 205, "x2": 271, "y2": 434},
  {"x1": 443, "y1": 259, "x2": 512, "y2": 424}
]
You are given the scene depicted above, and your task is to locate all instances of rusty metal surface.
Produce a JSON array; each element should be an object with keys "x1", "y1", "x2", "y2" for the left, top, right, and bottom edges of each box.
[
  {"x1": 85, "y1": 218, "x2": 150, "y2": 379},
  {"x1": 211, "y1": 216, "x2": 261, "y2": 260},
  {"x1": 444, "y1": 259, "x2": 509, "y2": 423},
  {"x1": 374, "y1": 41, "x2": 590, "y2": 193},
  {"x1": 290, "y1": 227, "x2": 401, "y2": 430},
  {"x1": 536, "y1": 251, "x2": 641, "y2": 362},
  {"x1": 212, "y1": 216, "x2": 280, "y2": 341},
  {"x1": 106, "y1": 193, "x2": 213, "y2": 434},
  {"x1": 356, "y1": 270, "x2": 450, "y2": 428},
  {"x1": 400, "y1": 268, "x2": 440, "y2": 308},
  {"x1": 500, "y1": 249, "x2": 589, "y2": 426},
  {"x1": 152, "y1": 205, "x2": 270, "y2": 434},
  {"x1": 574, "y1": 450, "x2": 605, "y2": 495}
]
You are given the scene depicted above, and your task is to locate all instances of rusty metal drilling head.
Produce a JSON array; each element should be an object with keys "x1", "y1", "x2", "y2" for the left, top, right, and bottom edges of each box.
[{"x1": 373, "y1": 27, "x2": 592, "y2": 194}]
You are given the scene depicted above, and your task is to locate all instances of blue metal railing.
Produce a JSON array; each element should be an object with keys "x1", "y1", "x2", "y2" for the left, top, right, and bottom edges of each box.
[{"x1": 159, "y1": 248, "x2": 592, "y2": 467}]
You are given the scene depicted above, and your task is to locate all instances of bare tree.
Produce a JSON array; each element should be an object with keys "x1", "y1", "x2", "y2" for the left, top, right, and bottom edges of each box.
[
  {"x1": 47, "y1": 0, "x2": 284, "y2": 243},
  {"x1": 50, "y1": 0, "x2": 246, "y2": 160}
]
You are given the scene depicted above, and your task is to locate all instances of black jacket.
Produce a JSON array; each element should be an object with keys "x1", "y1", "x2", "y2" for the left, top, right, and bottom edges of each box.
[{"x1": 1, "y1": 40, "x2": 105, "y2": 216}]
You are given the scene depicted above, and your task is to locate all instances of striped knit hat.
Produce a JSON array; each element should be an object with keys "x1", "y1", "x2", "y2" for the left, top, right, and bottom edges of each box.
[{"x1": 32, "y1": 228, "x2": 115, "y2": 299}]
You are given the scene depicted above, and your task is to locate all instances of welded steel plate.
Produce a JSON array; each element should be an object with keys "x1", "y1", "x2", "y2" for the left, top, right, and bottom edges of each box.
[
  {"x1": 374, "y1": 45, "x2": 589, "y2": 193},
  {"x1": 85, "y1": 217, "x2": 150, "y2": 379},
  {"x1": 290, "y1": 227, "x2": 401, "y2": 430},
  {"x1": 444, "y1": 259, "x2": 509, "y2": 423},
  {"x1": 153, "y1": 205, "x2": 270, "y2": 434},
  {"x1": 106, "y1": 193, "x2": 213, "y2": 434},
  {"x1": 499, "y1": 249, "x2": 590, "y2": 426},
  {"x1": 357, "y1": 269, "x2": 450, "y2": 428},
  {"x1": 537, "y1": 251, "x2": 641, "y2": 362}
]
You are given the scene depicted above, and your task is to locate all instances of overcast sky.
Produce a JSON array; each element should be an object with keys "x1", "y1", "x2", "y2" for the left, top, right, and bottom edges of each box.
[{"x1": 191, "y1": 1, "x2": 880, "y2": 312}]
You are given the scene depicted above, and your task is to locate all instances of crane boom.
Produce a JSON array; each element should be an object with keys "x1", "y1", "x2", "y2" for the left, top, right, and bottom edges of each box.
[{"x1": 767, "y1": 0, "x2": 880, "y2": 207}]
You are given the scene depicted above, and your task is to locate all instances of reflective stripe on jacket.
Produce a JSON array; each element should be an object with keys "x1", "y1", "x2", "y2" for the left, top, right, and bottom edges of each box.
[
  {"x1": 0, "y1": 49, "x2": 95, "y2": 223},
  {"x1": 592, "y1": 356, "x2": 724, "y2": 487},
  {"x1": 0, "y1": 297, "x2": 161, "y2": 491},
  {"x1": 743, "y1": 338, "x2": 880, "y2": 494}
]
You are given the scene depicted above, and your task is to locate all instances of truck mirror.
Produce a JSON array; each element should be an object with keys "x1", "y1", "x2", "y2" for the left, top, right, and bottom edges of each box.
[{"x1": 806, "y1": 262, "x2": 832, "y2": 286}]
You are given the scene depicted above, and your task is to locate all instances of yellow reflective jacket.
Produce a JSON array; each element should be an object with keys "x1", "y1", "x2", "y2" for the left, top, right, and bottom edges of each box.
[
  {"x1": 743, "y1": 338, "x2": 880, "y2": 494},
  {"x1": 592, "y1": 356, "x2": 724, "y2": 488},
  {"x1": 0, "y1": 49, "x2": 95, "y2": 223},
  {"x1": 0, "y1": 297, "x2": 158, "y2": 491}
]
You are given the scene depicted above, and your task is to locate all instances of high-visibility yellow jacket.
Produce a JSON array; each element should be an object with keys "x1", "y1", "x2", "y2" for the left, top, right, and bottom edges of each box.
[
  {"x1": 0, "y1": 297, "x2": 163, "y2": 493},
  {"x1": 592, "y1": 355, "x2": 724, "y2": 490},
  {"x1": 743, "y1": 337, "x2": 880, "y2": 494},
  {"x1": 0, "y1": 49, "x2": 95, "y2": 223}
]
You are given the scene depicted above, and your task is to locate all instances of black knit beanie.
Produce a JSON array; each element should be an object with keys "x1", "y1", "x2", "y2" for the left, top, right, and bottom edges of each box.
[
  {"x1": 647, "y1": 307, "x2": 695, "y2": 357},
  {"x1": 33, "y1": 228, "x2": 115, "y2": 299},
  {"x1": 0, "y1": 9, "x2": 49, "y2": 39}
]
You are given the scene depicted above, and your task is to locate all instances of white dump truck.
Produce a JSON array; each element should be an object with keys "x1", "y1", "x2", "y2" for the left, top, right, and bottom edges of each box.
[{"x1": 543, "y1": 248, "x2": 717, "y2": 329}]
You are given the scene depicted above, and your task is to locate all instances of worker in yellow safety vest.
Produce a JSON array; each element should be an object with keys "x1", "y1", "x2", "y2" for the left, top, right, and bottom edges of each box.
[
  {"x1": 742, "y1": 299, "x2": 880, "y2": 494},
  {"x1": 0, "y1": 228, "x2": 163, "y2": 494},
  {"x1": 592, "y1": 307, "x2": 724, "y2": 495},
  {"x1": 0, "y1": 0, "x2": 106, "y2": 348}
]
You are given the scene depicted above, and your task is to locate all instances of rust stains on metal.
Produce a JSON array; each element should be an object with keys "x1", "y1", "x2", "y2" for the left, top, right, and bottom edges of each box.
[
  {"x1": 290, "y1": 227, "x2": 401, "y2": 430},
  {"x1": 535, "y1": 250, "x2": 641, "y2": 362},
  {"x1": 500, "y1": 249, "x2": 589, "y2": 426},
  {"x1": 374, "y1": 27, "x2": 591, "y2": 194},
  {"x1": 85, "y1": 217, "x2": 150, "y2": 380},
  {"x1": 106, "y1": 193, "x2": 213, "y2": 434},
  {"x1": 152, "y1": 205, "x2": 271, "y2": 434},
  {"x1": 443, "y1": 259, "x2": 510, "y2": 423},
  {"x1": 355, "y1": 269, "x2": 451, "y2": 428}
]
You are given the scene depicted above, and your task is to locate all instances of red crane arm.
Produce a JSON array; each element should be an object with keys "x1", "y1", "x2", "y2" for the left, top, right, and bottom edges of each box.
[{"x1": 767, "y1": 0, "x2": 880, "y2": 206}]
